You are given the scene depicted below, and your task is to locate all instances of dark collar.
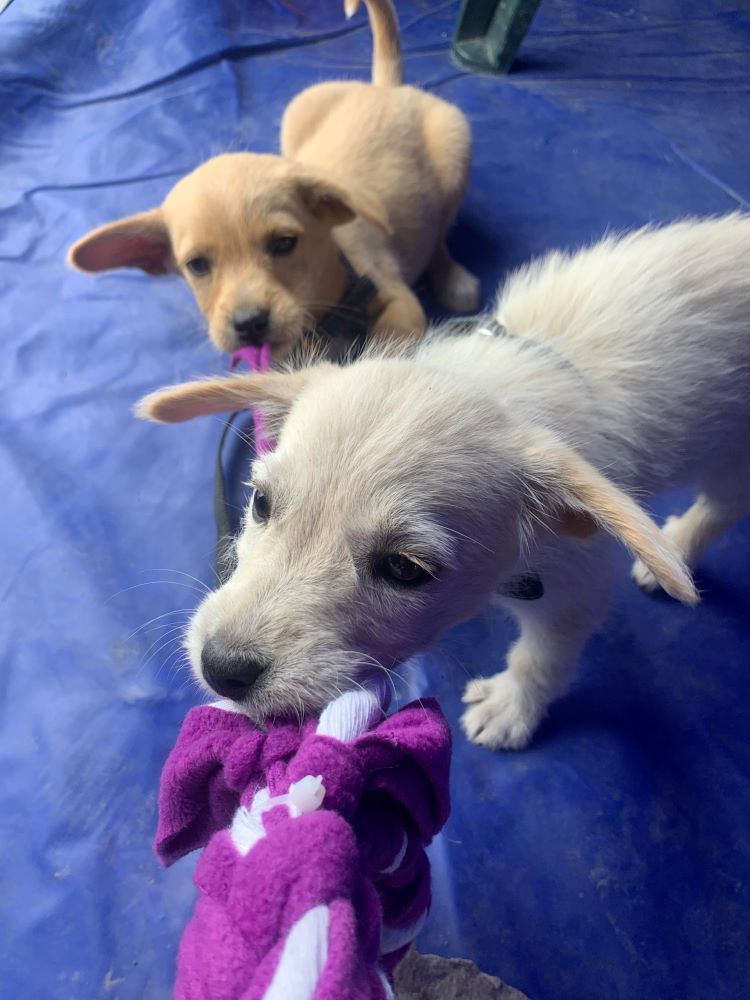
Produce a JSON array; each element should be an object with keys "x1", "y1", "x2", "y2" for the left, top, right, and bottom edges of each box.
[
  {"x1": 310, "y1": 252, "x2": 378, "y2": 359},
  {"x1": 477, "y1": 315, "x2": 588, "y2": 389},
  {"x1": 441, "y1": 314, "x2": 588, "y2": 390}
]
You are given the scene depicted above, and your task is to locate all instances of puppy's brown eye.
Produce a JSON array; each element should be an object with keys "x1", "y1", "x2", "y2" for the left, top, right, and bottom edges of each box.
[
  {"x1": 267, "y1": 235, "x2": 298, "y2": 257},
  {"x1": 186, "y1": 256, "x2": 211, "y2": 277},
  {"x1": 375, "y1": 554, "x2": 432, "y2": 587},
  {"x1": 251, "y1": 488, "x2": 270, "y2": 524}
]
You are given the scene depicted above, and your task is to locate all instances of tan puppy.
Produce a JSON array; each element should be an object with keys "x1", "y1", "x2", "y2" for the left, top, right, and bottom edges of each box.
[{"x1": 68, "y1": 0, "x2": 479, "y2": 356}]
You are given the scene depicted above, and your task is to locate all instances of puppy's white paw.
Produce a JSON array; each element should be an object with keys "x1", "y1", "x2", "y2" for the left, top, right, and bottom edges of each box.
[
  {"x1": 436, "y1": 264, "x2": 480, "y2": 314},
  {"x1": 460, "y1": 673, "x2": 541, "y2": 751},
  {"x1": 631, "y1": 557, "x2": 660, "y2": 592}
]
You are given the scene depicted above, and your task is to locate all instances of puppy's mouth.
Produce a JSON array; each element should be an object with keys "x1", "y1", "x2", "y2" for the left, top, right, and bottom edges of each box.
[
  {"x1": 228, "y1": 326, "x2": 303, "y2": 368},
  {"x1": 220, "y1": 311, "x2": 307, "y2": 354},
  {"x1": 230, "y1": 341, "x2": 273, "y2": 375},
  {"x1": 198, "y1": 649, "x2": 396, "y2": 724},
  {"x1": 204, "y1": 672, "x2": 329, "y2": 725}
]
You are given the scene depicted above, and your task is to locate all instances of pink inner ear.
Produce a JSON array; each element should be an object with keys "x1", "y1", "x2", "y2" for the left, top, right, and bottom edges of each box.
[{"x1": 74, "y1": 230, "x2": 171, "y2": 275}]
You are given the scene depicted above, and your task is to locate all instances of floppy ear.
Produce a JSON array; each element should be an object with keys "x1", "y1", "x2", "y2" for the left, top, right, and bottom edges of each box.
[
  {"x1": 134, "y1": 369, "x2": 318, "y2": 430},
  {"x1": 68, "y1": 209, "x2": 173, "y2": 276},
  {"x1": 522, "y1": 442, "x2": 699, "y2": 606},
  {"x1": 294, "y1": 170, "x2": 392, "y2": 234}
]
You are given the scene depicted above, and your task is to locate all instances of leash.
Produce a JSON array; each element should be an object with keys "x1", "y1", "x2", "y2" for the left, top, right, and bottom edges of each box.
[{"x1": 214, "y1": 412, "x2": 245, "y2": 584}]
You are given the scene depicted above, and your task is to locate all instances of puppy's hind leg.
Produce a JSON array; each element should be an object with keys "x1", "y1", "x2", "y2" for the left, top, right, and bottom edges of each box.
[
  {"x1": 421, "y1": 101, "x2": 480, "y2": 314},
  {"x1": 462, "y1": 543, "x2": 615, "y2": 750},
  {"x1": 632, "y1": 466, "x2": 750, "y2": 592},
  {"x1": 428, "y1": 241, "x2": 481, "y2": 314}
]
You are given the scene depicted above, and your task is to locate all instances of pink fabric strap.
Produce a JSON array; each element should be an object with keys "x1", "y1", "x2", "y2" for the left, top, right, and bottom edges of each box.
[{"x1": 230, "y1": 343, "x2": 274, "y2": 453}]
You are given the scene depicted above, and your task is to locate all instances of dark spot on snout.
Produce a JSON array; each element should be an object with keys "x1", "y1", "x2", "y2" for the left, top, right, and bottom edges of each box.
[
  {"x1": 232, "y1": 307, "x2": 270, "y2": 345},
  {"x1": 201, "y1": 636, "x2": 267, "y2": 700}
]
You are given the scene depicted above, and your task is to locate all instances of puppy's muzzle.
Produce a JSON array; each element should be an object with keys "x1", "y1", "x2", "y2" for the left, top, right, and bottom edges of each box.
[{"x1": 201, "y1": 636, "x2": 267, "y2": 700}]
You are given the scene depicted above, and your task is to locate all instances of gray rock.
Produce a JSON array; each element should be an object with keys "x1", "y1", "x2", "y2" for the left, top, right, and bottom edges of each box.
[{"x1": 394, "y1": 949, "x2": 531, "y2": 1000}]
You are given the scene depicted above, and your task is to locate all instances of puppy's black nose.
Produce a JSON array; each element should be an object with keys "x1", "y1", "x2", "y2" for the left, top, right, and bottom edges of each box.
[
  {"x1": 201, "y1": 637, "x2": 266, "y2": 701},
  {"x1": 232, "y1": 308, "x2": 270, "y2": 345}
]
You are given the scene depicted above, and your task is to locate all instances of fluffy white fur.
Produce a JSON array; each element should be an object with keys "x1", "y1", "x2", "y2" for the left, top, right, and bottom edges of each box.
[{"x1": 138, "y1": 214, "x2": 750, "y2": 749}]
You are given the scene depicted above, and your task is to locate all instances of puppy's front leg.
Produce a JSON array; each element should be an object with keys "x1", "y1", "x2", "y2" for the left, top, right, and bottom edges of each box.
[
  {"x1": 370, "y1": 285, "x2": 426, "y2": 345},
  {"x1": 461, "y1": 543, "x2": 615, "y2": 750}
]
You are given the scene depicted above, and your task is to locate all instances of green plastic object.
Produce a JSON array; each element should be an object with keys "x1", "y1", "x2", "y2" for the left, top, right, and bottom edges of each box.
[{"x1": 452, "y1": 0, "x2": 542, "y2": 75}]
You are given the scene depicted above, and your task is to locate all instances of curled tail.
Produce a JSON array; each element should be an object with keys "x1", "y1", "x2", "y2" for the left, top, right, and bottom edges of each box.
[{"x1": 344, "y1": 0, "x2": 403, "y2": 86}]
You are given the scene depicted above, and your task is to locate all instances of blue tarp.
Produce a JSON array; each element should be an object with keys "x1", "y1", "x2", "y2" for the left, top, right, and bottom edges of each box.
[{"x1": 1, "y1": 1, "x2": 749, "y2": 998}]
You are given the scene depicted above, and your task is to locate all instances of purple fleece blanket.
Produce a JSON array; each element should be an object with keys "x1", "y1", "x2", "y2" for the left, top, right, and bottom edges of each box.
[{"x1": 155, "y1": 687, "x2": 451, "y2": 999}]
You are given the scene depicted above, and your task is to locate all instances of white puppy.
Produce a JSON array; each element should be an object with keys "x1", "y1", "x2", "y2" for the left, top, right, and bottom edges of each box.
[{"x1": 137, "y1": 214, "x2": 750, "y2": 749}]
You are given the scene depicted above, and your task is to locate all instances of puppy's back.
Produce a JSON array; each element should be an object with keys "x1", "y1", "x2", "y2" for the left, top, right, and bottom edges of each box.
[
  {"x1": 497, "y1": 215, "x2": 749, "y2": 367},
  {"x1": 496, "y1": 214, "x2": 750, "y2": 487}
]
